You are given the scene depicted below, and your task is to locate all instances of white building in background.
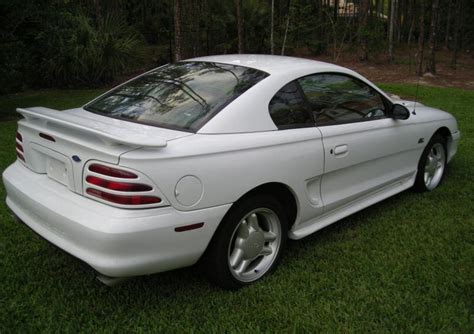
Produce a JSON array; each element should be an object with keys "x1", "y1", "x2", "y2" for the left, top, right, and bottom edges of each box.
[
  {"x1": 329, "y1": 0, "x2": 359, "y2": 17},
  {"x1": 328, "y1": 0, "x2": 388, "y2": 19}
]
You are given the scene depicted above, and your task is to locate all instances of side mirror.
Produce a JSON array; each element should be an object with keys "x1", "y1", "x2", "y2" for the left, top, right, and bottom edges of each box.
[{"x1": 391, "y1": 103, "x2": 410, "y2": 120}]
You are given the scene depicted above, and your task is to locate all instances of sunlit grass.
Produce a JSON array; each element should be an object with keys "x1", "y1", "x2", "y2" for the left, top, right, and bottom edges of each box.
[{"x1": 0, "y1": 84, "x2": 472, "y2": 332}]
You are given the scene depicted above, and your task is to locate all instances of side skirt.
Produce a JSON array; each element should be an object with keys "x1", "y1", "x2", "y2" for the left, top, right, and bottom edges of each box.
[{"x1": 289, "y1": 174, "x2": 415, "y2": 240}]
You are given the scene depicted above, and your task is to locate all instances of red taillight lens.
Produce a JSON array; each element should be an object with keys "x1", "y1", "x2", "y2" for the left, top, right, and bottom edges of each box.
[
  {"x1": 16, "y1": 131, "x2": 25, "y2": 162},
  {"x1": 86, "y1": 176, "x2": 152, "y2": 192},
  {"x1": 86, "y1": 163, "x2": 160, "y2": 206},
  {"x1": 89, "y1": 164, "x2": 137, "y2": 179},
  {"x1": 86, "y1": 188, "x2": 161, "y2": 205}
]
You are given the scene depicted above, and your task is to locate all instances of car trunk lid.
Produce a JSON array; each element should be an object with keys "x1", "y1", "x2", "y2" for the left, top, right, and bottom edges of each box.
[{"x1": 16, "y1": 107, "x2": 191, "y2": 193}]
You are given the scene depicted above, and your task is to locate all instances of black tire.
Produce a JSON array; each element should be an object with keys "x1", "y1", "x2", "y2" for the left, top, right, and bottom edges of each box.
[
  {"x1": 203, "y1": 194, "x2": 288, "y2": 290},
  {"x1": 413, "y1": 134, "x2": 447, "y2": 192}
]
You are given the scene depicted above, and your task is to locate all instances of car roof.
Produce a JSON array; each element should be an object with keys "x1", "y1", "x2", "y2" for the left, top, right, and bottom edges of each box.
[
  {"x1": 184, "y1": 55, "x2": 391, "y2": 134},
  {"x1": 186, "y1": 54, "x2": 345, "y2": 76}
]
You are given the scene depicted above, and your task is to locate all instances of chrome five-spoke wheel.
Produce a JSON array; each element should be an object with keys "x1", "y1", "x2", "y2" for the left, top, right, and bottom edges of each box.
[
  {"x1": 204, "y1": 194, "x2": 287, "y2": 289},
  {"x1": 424, "y1": 143, "x2": 446, "y2": 190},
  {"x1": 228, "y1": 209, "x2": 281, "y2": 282},
  {"x1": 414, "y1": 134, "x2": 447, "y2": 192}
]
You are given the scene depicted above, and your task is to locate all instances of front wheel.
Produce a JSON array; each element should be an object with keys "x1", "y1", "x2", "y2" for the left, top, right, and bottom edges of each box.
[
  {"x1": 203, "y1": 195, "x2": 287, "y2": 290},
  {"x1": 414, "y1": 134, "x2": 447, "y2": 192}
]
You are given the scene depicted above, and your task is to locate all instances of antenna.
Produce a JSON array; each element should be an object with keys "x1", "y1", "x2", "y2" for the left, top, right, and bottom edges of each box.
[
  {"x1": 407, "y1": 18, "x2": 421, "y2": 115},
  {"x1": 411, "y1": 34, "x2": 421, "y2": 115},
  {"x1": 413, "y1": 73, "x2": 420, "y2": 114}
]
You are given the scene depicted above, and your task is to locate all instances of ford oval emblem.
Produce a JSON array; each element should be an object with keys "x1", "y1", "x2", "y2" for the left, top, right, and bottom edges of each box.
[{"x1": 72, "y1": 155, "x2": 81, "y2": 162}]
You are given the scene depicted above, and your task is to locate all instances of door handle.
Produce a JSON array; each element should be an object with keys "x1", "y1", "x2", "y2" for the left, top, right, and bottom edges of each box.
[{"x1": 334, "y1": 144, "x2": 348, "y2": 156}]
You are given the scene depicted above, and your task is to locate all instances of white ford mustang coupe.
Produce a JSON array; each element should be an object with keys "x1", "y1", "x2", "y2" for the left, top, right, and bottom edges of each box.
[{"x1": 3, "y1": 55, "x2": 460, "y2": 289}]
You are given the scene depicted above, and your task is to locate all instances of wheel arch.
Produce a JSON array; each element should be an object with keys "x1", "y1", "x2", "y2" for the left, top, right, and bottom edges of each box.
[
  {"x1": 418, "y1": 126, "x2": 452, "y2": 168},
  {"x1": 433, "y1": 126, "x2": 453, "y2": 157},
  {"x1": 211, "y1": 182, "x2": 298, "y2": 235},
  {"x1": 234, "y1": 182, "x2": 298, "y2": 230},
  {"x1": 198, "y1": 182, "x2": 297, "y2": 290}
]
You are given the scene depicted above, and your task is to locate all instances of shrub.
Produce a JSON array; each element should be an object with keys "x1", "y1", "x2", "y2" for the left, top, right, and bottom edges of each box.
[
  {"x1": 32, "y1": 11, "x2": 144, "y2": 87},
  {"x1": 95, "y1": 14, "x2": 145, "y2": 83}
]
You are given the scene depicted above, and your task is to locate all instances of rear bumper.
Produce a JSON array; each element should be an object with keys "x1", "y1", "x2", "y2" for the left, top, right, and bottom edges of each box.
[{"x1": 3, "y1": 161, "x2": 231, "y2": 277}]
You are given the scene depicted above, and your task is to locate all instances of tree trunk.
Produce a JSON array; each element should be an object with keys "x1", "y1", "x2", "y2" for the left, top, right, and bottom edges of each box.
[
  {"x1": 451, "y1": 0, "x2": 462, "y2": 68},
  {"x1": 416, "y1": 0, "x2": 424, "y2": 76},
  {"x1": 168, "y1": 4, "x2": 173, "y2": 63},
  {"x1": 205, "y1": 0, "x2": 210, "y2": 55},
  {"x1": 359, "y1": 0, "x2": 370, "y2": 61},
  {"x1": 396, "y1": 0, "x2": 402, "y2": 44},
  {"x1": 235, "y1": 0, "x2": 244, "y2": 53},
  {"x1": 407, "y1": 0, "x2": 416, "y2": 72},
  {"x1": 425, "y1": 0, "x2": 439, "y2": 74},
  {"x1": 444, "y1": 1, "x2": 452, "y2": 49},
  {"x1": 333, "y1": 0, "x2": 338, "y2": 21},
  {"x1": 188, "y1": 0, "x2": 200, "y2": 57},
  {"x1": 381, "y1": 0, "x2": 385, "y2": 20},
  {"x1": 317, "y1": 0, "x2": 324, "y2": 53},
  {"x1": 407, "y1": 0, "x2": 415, "y2": 45},
  {"x1": 196, "y1": 0, "x2": 202, "y2": 56},
  {"x1": 174, "y1": 0, "x2": 183, "y2": 61},
  {"x1": 388, "y1": 0, "x2": 397, "y2": 62},
  {"x1": 281, "y1": 0, "x2": 291, "y2": 55},
  {"x1": 403, "y1": 0, "x2": 410, "y2": 42},
  {"x1": 270, "y1": 0, "x2": 275, "y2": 54},
  {"x1": 93, "y1": 0, "x2": 102, "y2": 26}
]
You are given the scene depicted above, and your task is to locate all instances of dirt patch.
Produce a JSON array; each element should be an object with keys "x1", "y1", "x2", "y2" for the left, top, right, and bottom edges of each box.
[{"x1": 310, "y1": 48, "x2": 474, "y2": 90}]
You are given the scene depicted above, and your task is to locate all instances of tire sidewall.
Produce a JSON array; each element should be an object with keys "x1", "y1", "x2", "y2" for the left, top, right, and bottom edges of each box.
[
  {"x1": 204, "y1": 194, "x2": 288, "y2": 289},
  {"x1": 414, "y1": 134, "x2": 447, "y2": 192}
]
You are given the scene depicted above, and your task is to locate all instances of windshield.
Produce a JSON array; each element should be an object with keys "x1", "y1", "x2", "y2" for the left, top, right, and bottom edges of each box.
[{"x1": 84, "y1": 62, "x2": 269, "y2": 132}]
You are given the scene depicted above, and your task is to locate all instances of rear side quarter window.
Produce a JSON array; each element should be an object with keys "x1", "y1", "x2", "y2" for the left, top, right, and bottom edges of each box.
[{"x1": 268, "y1": 82, "x2": 313, "y2": 129}]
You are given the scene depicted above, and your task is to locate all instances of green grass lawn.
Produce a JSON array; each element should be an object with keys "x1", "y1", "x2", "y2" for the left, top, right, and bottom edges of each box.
[
  {"x1": 0, "y1": 89, "x2": 105, "y2": 121},
  {"x1": 0, "y1": 84, "x2": 473, "y2": 332}
]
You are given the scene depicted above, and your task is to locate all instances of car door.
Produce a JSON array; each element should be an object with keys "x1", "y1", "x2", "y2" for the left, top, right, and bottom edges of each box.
[
  {"x1": 267, "y1": 81, "x2": 326, "y2": 222},
  {"x1": 297, "y1": 73, "x2": 420, "y2": 213}
]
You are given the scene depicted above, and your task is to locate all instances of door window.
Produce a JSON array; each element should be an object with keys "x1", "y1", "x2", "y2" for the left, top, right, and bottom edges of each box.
[{"x1": 298, "y1": 74, "x2": 387, "y2": 125}]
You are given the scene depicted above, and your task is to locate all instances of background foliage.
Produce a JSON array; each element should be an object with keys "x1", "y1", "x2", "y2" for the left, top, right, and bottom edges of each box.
[{"x1": 0, "y1": 0, "x2": 473, "y2": 93}]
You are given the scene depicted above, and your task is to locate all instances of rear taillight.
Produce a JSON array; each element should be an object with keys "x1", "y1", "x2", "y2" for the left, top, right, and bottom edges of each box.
[
  {"x1": 89, "y1": 164, "x2": 137, "y2": 178},
  {"x1": 85, "y1": 164, "x2": 161, "y2": 207},
  {"x1": 16, "y1": 131, "x2": 25, "y2": 162},
  {"x1": 86, "y1": 176, "x2": 152, "y2": 192},
  {"x1": 86, "y1": 188, "x2": 161, "y2": 205}
]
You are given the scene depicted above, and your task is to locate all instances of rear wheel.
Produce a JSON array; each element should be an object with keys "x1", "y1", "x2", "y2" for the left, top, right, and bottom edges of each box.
[
  {"x1": 203, "y1": 195, "x2": 287, "y2": 290},
  {"x1": 414, "y1": 134, "x2": 447, "y2": 192}
]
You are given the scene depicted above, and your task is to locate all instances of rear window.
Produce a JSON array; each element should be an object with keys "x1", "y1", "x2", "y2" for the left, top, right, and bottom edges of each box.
[{"x1": 84, "y1": 62, "x2": 268, "y2": 132}]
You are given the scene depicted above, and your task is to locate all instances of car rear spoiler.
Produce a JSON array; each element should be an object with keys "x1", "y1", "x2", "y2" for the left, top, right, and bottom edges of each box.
[{"x1": 16, "y1": 107, "x2": 168, "y2": 148}]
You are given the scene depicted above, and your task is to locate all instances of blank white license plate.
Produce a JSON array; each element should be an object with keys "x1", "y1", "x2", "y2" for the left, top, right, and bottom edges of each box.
[{"x1": 47, "y1": 157, "x2": 69, "y2": 186}]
